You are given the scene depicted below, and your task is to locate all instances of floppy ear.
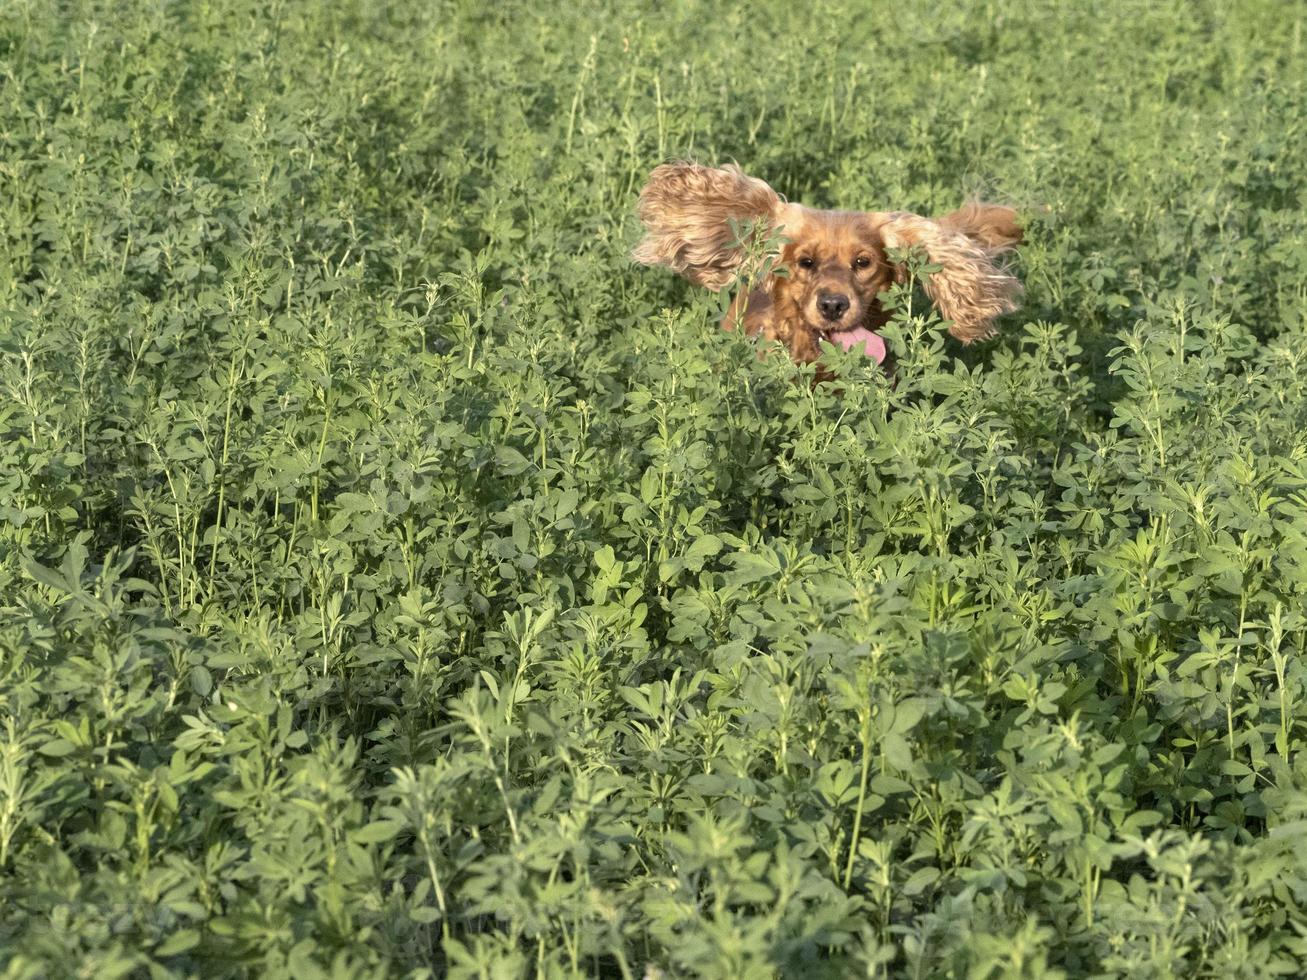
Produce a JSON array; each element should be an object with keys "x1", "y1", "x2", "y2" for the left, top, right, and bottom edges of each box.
[
  {"x1": 935, "y1": 201, "x2": 1023, "y2": 251},
  {"x1": 878, "y1": 211, "x2": 1022, "y2": 343},
  {"x1": 632, "y1": 162, "x2": 783, "y2": 291}
]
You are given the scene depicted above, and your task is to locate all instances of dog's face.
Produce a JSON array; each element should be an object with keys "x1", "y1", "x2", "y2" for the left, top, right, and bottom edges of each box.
[
  {"x1": 632, "y1": 162, "x2": 1023, "y2": 366},
  {"x1": 770, "y1": 208, "x2": 895, "y2": 363}
]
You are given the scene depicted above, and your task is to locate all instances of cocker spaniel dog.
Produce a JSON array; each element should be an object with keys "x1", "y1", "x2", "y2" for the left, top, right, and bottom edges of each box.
[{"x1": 633, "y1": 162, "x2": 1023, "y2": 367}]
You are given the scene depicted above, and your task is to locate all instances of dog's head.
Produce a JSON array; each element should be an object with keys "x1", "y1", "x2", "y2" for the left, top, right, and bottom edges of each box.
[{"x1": 632, "y1": 162, "x2": 1023, "y2": 365}]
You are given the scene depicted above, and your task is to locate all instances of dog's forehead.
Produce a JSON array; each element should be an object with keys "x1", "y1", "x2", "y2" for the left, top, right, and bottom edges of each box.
[{"x1": 777, "y1": 205, "x2": 882, "y2": 252}]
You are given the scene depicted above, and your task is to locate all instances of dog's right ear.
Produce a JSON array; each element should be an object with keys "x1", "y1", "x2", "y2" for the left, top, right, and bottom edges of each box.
[{"x1": 632, "y1": 162, "x2": 783, "y2": 291}]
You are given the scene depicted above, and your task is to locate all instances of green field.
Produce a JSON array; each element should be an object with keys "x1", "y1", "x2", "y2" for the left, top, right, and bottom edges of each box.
[{"x1": 3, "y1": 0, "x2": 1307, "y2": 976}]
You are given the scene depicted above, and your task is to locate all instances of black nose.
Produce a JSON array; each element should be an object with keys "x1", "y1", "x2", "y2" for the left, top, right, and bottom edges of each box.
[{"x1": 817, "y1": 293, "x2": 849, "y2": 322}]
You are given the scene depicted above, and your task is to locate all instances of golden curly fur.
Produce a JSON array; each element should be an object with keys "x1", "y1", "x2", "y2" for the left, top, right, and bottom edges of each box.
[{"x1": 633, "y1": 162, "x2": 1023, "y2": 365}]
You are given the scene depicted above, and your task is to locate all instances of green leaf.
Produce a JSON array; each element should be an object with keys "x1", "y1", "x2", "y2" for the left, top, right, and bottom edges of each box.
[
  {"x1": 902, "y1": 866, "x2": 940, "y2": 896},
  {"x1": 38, "y1": 738, "x2": 77, "y2": 758},
  {"x1": 495, "y1": 446, "x2": 531, "y2": 475},
  {"x1": 882, "y1": 733, "x2": 913, "y2": 771},
  {"x1": 353, "y1": 820, "x2": 404, "y2": 843},
  {"x1": 155, "y1": 929, "x2": 201, "y2": 957},
  {"x1": 686, "y1": 534, "x2": 723, "y2": 562},
  {"x1": 725, "y1": 550, "x2": 781, "y2": 585}
]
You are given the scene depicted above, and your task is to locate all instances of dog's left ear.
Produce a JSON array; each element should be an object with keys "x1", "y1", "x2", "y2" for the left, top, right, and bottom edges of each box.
[
  {"x1": 935, "y1": 201, "x2": 1023, "y2": 251},
  {"x1": 877, "y1": 211, "x2": 1022, "y2": 343},
  {"x1": 632, "y1": 162, "x2": 784, "y2": 291}
]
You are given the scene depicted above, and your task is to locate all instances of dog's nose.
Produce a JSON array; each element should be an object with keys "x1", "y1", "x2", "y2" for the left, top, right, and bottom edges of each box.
[{"x1": 817, "y1": 293, "x2": 850, "y2": 322}]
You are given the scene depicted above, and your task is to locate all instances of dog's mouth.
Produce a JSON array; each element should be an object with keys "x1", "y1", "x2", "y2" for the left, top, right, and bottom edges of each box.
[{"x1": 817, "y1": 325, "x2": 887, "y2": 364}]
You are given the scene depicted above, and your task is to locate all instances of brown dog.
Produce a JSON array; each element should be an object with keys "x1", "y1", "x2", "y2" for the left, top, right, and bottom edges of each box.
[{"x1": 633, "y1": 162, "x2": 1023, "y2": 366}]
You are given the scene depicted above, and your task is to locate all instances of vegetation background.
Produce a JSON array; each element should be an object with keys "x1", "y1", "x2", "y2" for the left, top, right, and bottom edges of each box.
[{"x1": 2, "y1": 0, "x2": 1306, "y2": 976}]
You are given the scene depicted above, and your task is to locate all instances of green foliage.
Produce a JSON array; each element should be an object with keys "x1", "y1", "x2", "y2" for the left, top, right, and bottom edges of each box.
[{"x1": 2, "y1": 0, "x2": 1307, "y2": 975}]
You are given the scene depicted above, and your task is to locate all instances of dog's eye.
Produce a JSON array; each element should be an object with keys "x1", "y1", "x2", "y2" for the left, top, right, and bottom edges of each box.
[
  {"x1": 797, "y1": 256, "x2": 815, "y2": 270},
  {"x1": 854, "y1": 256, "x2": 872, "y2": 270}
]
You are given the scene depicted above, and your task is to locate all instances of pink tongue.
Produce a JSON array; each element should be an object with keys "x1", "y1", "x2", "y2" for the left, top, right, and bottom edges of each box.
[{"x1": 831, "y1": 327, "x2": 886, "y2": 364}]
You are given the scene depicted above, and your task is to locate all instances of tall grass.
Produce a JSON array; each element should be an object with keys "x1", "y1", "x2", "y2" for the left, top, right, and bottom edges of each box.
[{"x1": 2, "y1": 0, "x2": 1306, "y2": 975}]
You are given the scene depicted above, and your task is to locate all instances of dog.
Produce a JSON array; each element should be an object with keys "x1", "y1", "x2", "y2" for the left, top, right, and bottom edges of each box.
[{"x1": 632, "y1": 162, "x2": 1023, "y2": 368}]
